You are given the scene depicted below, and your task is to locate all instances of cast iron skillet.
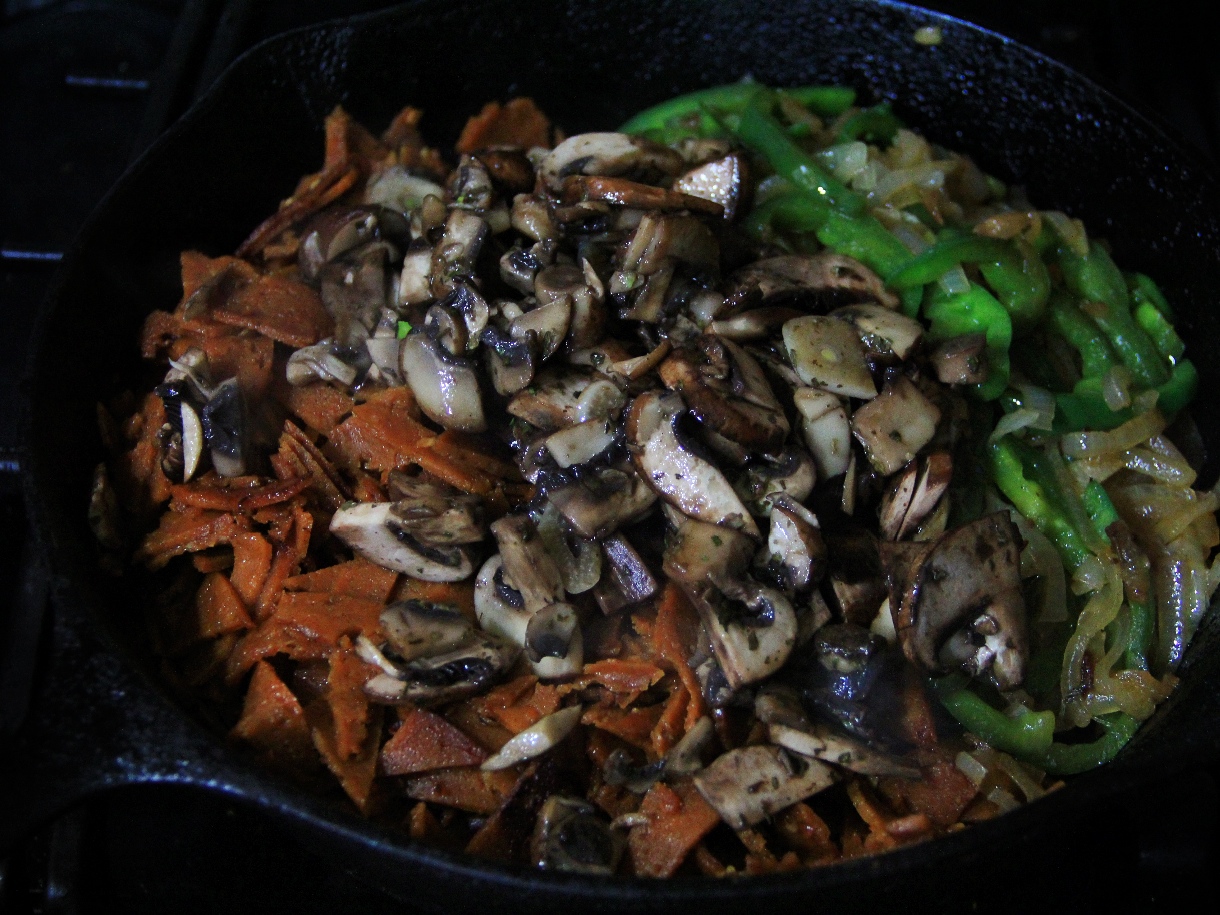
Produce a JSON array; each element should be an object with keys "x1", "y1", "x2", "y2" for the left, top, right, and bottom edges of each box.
[{"x1": 11, "y1": 0, "x2": 1220, "y2": 911}]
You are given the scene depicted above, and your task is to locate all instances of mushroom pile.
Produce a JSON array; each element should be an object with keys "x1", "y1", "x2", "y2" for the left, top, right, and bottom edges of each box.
[{"x1": 104, "y1": 94, "x2": 1163, "y2": 878}]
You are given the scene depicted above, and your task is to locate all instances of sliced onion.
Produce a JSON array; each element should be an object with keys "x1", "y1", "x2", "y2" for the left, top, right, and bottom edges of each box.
[
  {"x1": 989, "y1": 407, "x2": 1040, "y2": 443},
  {"x1": 1101, "y1": 366, "x2": 1134, "y2": 411},
  {"x1": 537, "y1": 503, "x2": 602, "y2": 594},
  {"x1": 937, "y1": 264, "x2": 972, "y2": 297},
  {"x1": 1042, "y1": 210, "x2": 1088, "y2": 256}
]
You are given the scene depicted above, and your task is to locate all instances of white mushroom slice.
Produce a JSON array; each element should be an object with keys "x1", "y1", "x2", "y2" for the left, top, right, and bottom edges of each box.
[
  {"x1": 398, "y1": 245, "x2": 435, "y2": 306},
  {"x1": 755, "y1": 688, "x2": 919, "y2": 778},
  {"x1": 765, "y1": 499, "x2": 826, "y2": 593},
  {"x1": 541, "y1": 133, "x2": 683, "y2": 188},
  {"x1": 286, "y1": 340, "x2": 360, "y2": 387},
  {"x1": 693, "y1": 745, "x2": 838, "y2": 829},
  {"x1": 573, "y1": 378, "x2": 626, "y2": 424},
  {"x1": 536, "y1": 503, "x2": 602, "y2": 594},
  {"x1": 699, "y1": 576, "x2": 798, "y2": 689},
  {"x1": 851, "y1": 377, "x2": 942, "y2": 475},
  {"x1": 365, "y1": 335, "x2": 403, "y2": 384},
  {"x1": 547, "y1": 467, "x2": 658, "y2": 540},
  {"x1": 385, "y1": 475, "x2": 485, "y2": 546},
  {"x1": 662, "y1": 514, "x2": 755, "y2": 586},
  {"x1": 544, "y1": 419, "x2": 617, "y2": 468},
  {"x1": 736, "y1": 448, "x2": 816, "y2": 516},
  {"x1": 380, "y1": 600, "x2": 475, "y2": 663},
  {"x1": 490, "y1": 515, "x2": 566, "y2": 612},
  {"x1": 180, "y1": 401, "x2": 204, "y2": 482},
  {"x1": 400, "y1": 333, "x2": 487, "y2": 432},
  {"x1": 533, "y1": 262, "x2": 607, "y2": 350},
  {"x1": 797, "y1": 415, "x2": 854, "y2": 490},
  {"x1": 369, "y1": 632, "x2": 519, "y2": 706},
  {"x1": 475, "y1": 556, "x2": 584, "y2": 679},
  {"x1": 879, "y1": 452, "x2": 953, "y2": 541},
  {"x1": 330, "y1": 501, "x2": 474, "y2": 581},
  {"x1": 524, "y1": 602, "x2": 583, "y2": 666},
  {"x1": 673, "y1": 153, "x2": 748, "y2": 220},
  {"x1": 605, "y1": 339, "x2": 672, "y2": 382},
  {"x1": 507, "y1": 369, "x2": 595, "y2": 431},
  {"x1": 831, "y1": 303, "x2": 925, "y2": 361},
  {"x1": 481, "y1": 705, "x2": 584, "y2": 771},
  {"x1": 626, "y1": 390, "x2": 759, "y2": 538},
  {"x1": 511, "y1": 297, "x2": 572, "y2": 361},
  {"x1": 782, "y1": 315, "x2": 877, "y2": 399},
  {"x1": 430, "y1": 208, "x2": 487, "y2": 293},
  {"x1": 708, "y1": 307, "x2": 805, "y2": 341}
]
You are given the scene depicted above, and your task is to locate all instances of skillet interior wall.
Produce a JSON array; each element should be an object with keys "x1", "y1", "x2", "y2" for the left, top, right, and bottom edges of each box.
[{"x1": 18, "y1": 0, "x2": 1220, "y2": 907}]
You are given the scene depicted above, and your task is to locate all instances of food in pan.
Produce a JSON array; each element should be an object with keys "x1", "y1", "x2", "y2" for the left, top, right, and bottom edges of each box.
[{"x1": 94, "y1": 82, "x2": 1217, "y2": 876}]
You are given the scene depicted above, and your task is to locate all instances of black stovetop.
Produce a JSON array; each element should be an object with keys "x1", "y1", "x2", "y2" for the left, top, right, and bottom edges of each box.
[{"x1": 1, "y1": 2, "x2": 1217, "y2": 912}]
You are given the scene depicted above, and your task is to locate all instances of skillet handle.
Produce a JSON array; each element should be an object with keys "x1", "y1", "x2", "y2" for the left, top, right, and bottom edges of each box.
[{"x1": 0, "y1": 544, "x2": 247, "y2": 853}]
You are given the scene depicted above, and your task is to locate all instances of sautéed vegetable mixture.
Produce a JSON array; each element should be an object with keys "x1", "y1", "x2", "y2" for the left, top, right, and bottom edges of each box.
[{"x1": 92, "y1": 83, "x2": 1219, "y2": 876}]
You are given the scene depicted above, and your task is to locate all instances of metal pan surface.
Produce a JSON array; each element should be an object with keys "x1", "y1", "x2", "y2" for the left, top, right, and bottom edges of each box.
[{"x1": 14, "y1": 0, "x2": 1220, "y2": 911}]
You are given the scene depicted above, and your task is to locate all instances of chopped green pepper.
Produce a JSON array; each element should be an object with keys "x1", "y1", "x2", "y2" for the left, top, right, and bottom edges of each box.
[
  {"x1": 1040, "y1": 713, "x2": 1139, "y2": 775},
  {"x1": 1053, "y1": 358, "x2": 1197, "y2": 432},
  {"x1": 1047, "y1": 290, "x2": 1117, "y2": 380},
  {"x1": 1057, "y1": 241, "x2": 1169, "y2": 387},
  {"x1": 930, "y1": 677, "x2": 1056, "y2": 759},
  {"x1": 989, "y1": 438, "x2": 1092, "y2": 569},
  {"x1": 1081, "y1": 479, "x2": 1119, "y2": 544},
  {"x1": 834, "y1": 101, "x2": 904, "y2": 145}
]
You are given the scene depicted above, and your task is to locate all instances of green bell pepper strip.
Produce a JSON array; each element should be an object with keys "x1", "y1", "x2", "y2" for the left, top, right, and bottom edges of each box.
[
  {"x1": 888, "y1": 231, "x2": 1050, "y2": 327},
  {"x1": 989, "y1": 439, "x2": 1092, "y2": 569},
  {"x1": 1124, "y1": 599, "x2": 1155, "y2": 671},
  {"x1": 929, "y1": 677, "x2": 1056, "y2": 759},
  {"x1": 1057, "y1": 241, "x2": 1169, "y2": 387},
  {"x1": 1047, "y1": 291, "x2": 1117, "y2": 380},
  {"x1": 728, "y1": 100, "x2": 864, "y2": 215},
  {"x1": 924, "y1": 283, "x2": 1012, "y2": 399},
  {"x1": 834, "y1": 101, "x2": 904, "y2": 145},
  {"x1": 1040, "y1": 712, "x2": 1139, "y2": 775},
  {"x1": 1134, "y1": 300, "x2": 1185, "y2": 362},
  {"x1": 618, "y1": 82, "x2": 773, "y2": 142},
  {"x1": 1081, "y1": 479, "x2": 1119, "y2": 544},
  {"x1": 1052, "y1": 358, "x2": 1198, "y2": 433},
  {"x1": 1128, "y1": 271, "x2": 1174, "y2": 320},
  {"x1": 781, "y1": 85, "x2": 858, "y2": 117},
  {"x1": 742, "y1": 192, "x2": 824, "y2": 241}
]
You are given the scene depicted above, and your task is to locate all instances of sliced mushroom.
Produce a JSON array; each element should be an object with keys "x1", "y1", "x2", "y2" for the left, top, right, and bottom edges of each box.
[
  {"x1": 511, "y1": 297, "x2": 572, "y2": 361},
  {"x1": 180, "y1": 401, "x2": 204, "y2": 483},
  {"x1": 511, "y1": 192, "x2": 559, "y2": 242},
  {"x1": 536, "y1": 503, "x2": 603, "y2": 593},
  {"x1": 701, "y1": 574, "x2": 799, "y2": 690},
  {"x1": 546, "y1": 466, "x2": 658, "y2": 540},
  {"x1": 298, "y1": 205, "x2": 382, "y2": 281},
  {"x1": 364, "y1": 166, "x2": 446, "y2": 216},
  {"x1": 754, "y1": 687, "x2": 919, "y2": 778},
  {"x1": 285, "y1": 340, "x2": 360, "y2": 388},
  {"x1": 380, "y1": 600, "x2": 476, "y2": 663},
  {"x1": 735, "y1": 448, "x2": 816, "y2": 517},
  {"x1": 318, "y1": 240, "x2": 398, "y2": 347},
  {"x1": 887, "y1": 512, "x2": 1028, "y2": 690},
  {"x1": 673, "y1": 153, "x2": 749, "y2": 221},
  {"x1": 507, "y1": 369, "x2": 597, "y2": 431},
  {"x1": 792, "y1": 387, "x2": 852, "y2": 479},
  {"x1": 824, "y1": 528, "x2": 887, "y2": 627},
  {"x1": 761, "y1": 497, "x2": 826, "y2": 593},
  {"x1": 707, "y1": 307, "x2": 804, "y2": 341},
  {"x1": 561, "y1": 175, "x2": 724, "y2": 218},
  {"x1": 365, "y1": 630, "x2": 519, "y2": 706},
  {"x1": 448, "y1": 154, "x2": 496, "y2": 212},
  {"x1": 782, "y1": 315, "x2": 877, "y2": 400},
  {"x1": 430, "y1": 208, "x2": 487, "y2": 295},
  {"x1": 531, "y1": 796, "x2": 623, "y2": 875},
  {"x1": 384, "y1": 473, "x2": 486, "y2": 545},
  {"x1": 729, "y1": 253, "x2": 899, "y2": 311},
  {"x1": 931, "y1": 333, "x2": 989, "y2": 386},
  {"x1": 398, "y1": 242, "x2": 436, "y2": 306},
  {"x1": 661, "y1": 513, "x2": 755, "y2": 587},
  {"x1": 490, "y1": 515, "x2": 566, "y2": 611},
  {"x1": 474, "y1": 555, "x2": 584, "y2": 679},
  {"x1": 329, "y1": 500, "x2": 475, "y2": 581},
  {"x1": 540, "y1": 132, "x2": 684, "y2": 189},
  {"x1": 658, "y1": 336, "x2": 789, "y2": 452},
  {"x1": 618, "y1": 212, "x2": 719, "y2": 279},
  {"x1": 693, "y1": 745, "x2": 838, "y2": 830},
  {"x1": 534, "y1": 261, "x2": 607, "y2": 349},
  {"x1": 878, "y1": 451, "x2": 953, "y2": 541},
  {"x1": 592, "y1": 533, "x2": 658, "y2": 615},
  {"x1": 831, "y1": 303, "x2": 925, "y2": 362},
  {"x1": 544, "y1": 419, "x2": 618, "y2": 469},
  {"x1": 400, "y1": 332, "x2": 487, "y2": 432},
  {"x1": 626, "y1": 390, "x2": 759, "y2": 537},
  {"x1": 482, "y1": 324, "x2": 537, "y2": 396},
  {"x1": 850, "y1": 377, "x2": 941, "y2": 475},
  {"x1": 200, "y1": 377, "x2": 247, "y2": 477}
]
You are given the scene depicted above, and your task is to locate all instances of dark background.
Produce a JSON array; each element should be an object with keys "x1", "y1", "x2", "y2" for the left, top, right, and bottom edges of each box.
[{"x1": 1, "y1": 1, "x2": 1216, "y2": 912}]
